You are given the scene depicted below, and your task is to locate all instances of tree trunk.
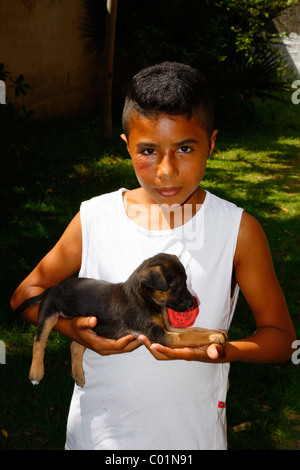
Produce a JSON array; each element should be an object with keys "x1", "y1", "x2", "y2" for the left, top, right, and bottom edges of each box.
[{"x1": 100, "y1": 0, "x2": 118, "y2": 139}]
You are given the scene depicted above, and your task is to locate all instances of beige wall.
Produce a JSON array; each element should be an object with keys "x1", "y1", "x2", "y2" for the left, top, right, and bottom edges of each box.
[{"x1": 0, "y1": 0, "x2": 100, "y2": 118}]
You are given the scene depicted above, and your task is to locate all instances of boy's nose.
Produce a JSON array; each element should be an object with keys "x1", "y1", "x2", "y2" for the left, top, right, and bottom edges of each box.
[{"x1": 157, "y1": 153, "x2": 179, "y2": 180}]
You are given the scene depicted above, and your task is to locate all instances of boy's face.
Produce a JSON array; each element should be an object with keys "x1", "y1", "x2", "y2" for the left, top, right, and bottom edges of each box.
[{"x1": 121, "y1": 113, "x2": 217, "y2": 207}]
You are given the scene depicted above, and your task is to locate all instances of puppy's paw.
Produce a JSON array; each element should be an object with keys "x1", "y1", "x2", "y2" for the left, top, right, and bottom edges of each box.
[
  {"x1": 208, "y1": 330, "x2": 227, "y2": 345},
  {"x1": 30, "y1": 379, "x2": 40, "y2": 386},
  {"x1": 29, "y1": 364, "x2": 44, "y2": 385},
  {"x1": 72, "y1": 371, "x2": 85, "y2": 388}
]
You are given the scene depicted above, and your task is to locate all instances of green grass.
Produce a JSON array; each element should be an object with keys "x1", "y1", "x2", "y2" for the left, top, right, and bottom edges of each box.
[
  {"x1": 205, "y1": 100, "x2": 300, "y2": 450},
  {"x1": 0, "y1": 99, "x2": 299, "y2": 450}
]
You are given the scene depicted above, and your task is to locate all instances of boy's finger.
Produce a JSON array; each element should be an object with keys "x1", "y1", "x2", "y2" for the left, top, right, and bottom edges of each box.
[
  {"x1": 113, "y1": 334, "x2": 139, "y2": 349},
  {"x1": 97, "y1": 335, "x2": 141, "y2": 355},
  {"x1": 207, "y1": 343, "x2": 226, "y2": 360},
  {"x1": 77, "y1": 316, "x2": 98, "y2": 329},
  {"x1": 215, "y1": 343, "x2": 226, "y2": 358},
  {"x1": 137, "y1": 334, "x2": 151, "y2": 347}
]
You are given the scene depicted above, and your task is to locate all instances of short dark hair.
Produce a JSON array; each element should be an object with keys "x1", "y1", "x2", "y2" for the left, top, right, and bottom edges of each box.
[{"x1": 122, "y1": 62, "x2": 214, "y2": 137}]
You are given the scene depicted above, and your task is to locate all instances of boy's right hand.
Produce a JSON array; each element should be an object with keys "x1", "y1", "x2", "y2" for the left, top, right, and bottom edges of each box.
[{"x1": 65, "y1": 316, "x2": 142, "y2": 356}]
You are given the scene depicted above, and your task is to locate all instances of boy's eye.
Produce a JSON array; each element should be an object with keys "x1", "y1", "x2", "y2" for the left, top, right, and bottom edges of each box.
[
  {"x1": 141, "y1": 148, "x2": 156, "y2": 156},
  {"x1": 178, "y1": 146, "x2": 193, "y2": 154}
]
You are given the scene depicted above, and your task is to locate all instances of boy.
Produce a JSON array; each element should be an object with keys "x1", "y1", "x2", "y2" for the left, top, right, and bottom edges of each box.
[{"x1": 11, "y1": 62, "x2": 296, "y2": 450}]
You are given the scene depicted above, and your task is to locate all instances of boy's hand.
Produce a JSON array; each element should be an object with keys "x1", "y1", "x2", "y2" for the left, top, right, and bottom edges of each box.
[
  {"x1": 138, "y1": 335, "x2": 226, "y2": 362},
  {"x1": 61, "y1": 316, "x2": 142, "y2": 356}
]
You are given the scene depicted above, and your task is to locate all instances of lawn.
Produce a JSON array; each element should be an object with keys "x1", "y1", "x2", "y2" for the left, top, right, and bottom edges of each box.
[{"x1": 0, "y1": 99, "x2": 299, "y2": 450}]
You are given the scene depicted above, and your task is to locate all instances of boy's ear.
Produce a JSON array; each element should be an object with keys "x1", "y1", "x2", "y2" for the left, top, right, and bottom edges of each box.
[
  {"x1": 120, "y1": 133, "x2": 130, "y2": 155},
  {"x1": 208, "y1": 129, "x2": 218, "y2": 158},
  {"x1": 120, "y1": 133, "x2": 127, "y2": 144}
]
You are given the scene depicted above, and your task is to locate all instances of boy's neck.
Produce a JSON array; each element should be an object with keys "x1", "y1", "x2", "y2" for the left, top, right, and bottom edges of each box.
[{"x1": 123, "y1": 187, "x2": 206, "y2": 230}]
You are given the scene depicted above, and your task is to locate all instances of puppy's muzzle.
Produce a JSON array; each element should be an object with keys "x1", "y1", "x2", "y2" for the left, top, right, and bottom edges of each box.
[{"x1": 167, "y1": 293, "x2": 195, "y2": 312}]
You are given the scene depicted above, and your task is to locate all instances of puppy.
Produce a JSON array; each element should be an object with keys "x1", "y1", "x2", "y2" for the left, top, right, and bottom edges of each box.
[{"x1": 12, "y1": 253, "x2": 227, "y2": 387}]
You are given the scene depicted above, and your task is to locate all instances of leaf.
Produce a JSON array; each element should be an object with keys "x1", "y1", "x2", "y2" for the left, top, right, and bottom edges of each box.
[
  {"x1": 274, "y1": 205, "x2": 288, "y2": 212},
  {"x1": 232, "y1": 421, "x2": 252, "y2": 432},
  {"x1": 1, "y1": 429, "x2": 8, "y2": 438}
]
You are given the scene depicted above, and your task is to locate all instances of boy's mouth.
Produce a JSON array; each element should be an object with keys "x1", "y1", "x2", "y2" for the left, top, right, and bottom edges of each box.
[{"x1": 155, "y1": 187, "x2": 182, "y2": 198}]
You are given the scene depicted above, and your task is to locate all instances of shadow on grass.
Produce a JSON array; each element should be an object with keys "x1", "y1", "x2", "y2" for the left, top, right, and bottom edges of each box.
[
  {"x1": 205, "y1": 131, "x2": 299, "y2": 303},
  {"x1": 0, "y1": 338, "x2": 74, "y2": 450},
  {"x1": 227, "y1": 360, "x2": 300, "y2": 450},
  {"x1": 203, "y1": 129, "x2": 300, "y2": 449}
]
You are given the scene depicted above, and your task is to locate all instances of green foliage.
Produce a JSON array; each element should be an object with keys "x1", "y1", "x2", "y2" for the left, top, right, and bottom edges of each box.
[
  {"x1": 0, "y1": 63, "x2": 31, "y2": 101},
  {"x1": 216, "y1": 0, "x2": 294, "y2": 57},
  {"x1": 114, "y1": 0, "x2": 294, "y2": 127},
  {"x1": 78, "y1": 0, "x2": 294, "y2": 127},
  {"x1": 0, "y1": 63, "x2": 33, "y2": 120}
]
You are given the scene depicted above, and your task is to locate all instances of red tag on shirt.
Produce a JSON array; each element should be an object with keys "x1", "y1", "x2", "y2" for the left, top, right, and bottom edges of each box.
[
  {"x1": 218, "y1": 401, "x2": 226, "y2": 409},
  {"x1": 167, "y1": 296, "x2": 199, "y2": 328}
]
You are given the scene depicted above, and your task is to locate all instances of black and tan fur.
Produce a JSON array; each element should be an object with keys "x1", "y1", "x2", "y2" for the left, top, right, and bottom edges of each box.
[{"x1": 12, "y1": 253, "x2": 227, "y2": 387}]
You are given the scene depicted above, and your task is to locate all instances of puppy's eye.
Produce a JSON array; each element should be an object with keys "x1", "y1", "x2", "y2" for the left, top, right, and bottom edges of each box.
[{"x1": 169, "y1": 282, "x2": 178, "y2": 290}]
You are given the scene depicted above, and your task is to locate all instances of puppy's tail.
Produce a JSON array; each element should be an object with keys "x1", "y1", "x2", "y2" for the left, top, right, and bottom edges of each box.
[{"x1": 9, "y1": 293, "x2": 45, "y2": 324}]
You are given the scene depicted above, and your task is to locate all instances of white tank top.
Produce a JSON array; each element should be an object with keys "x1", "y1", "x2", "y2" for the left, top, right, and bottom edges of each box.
[{"x1": 65, "y1": 188, "x2": 243, "y2": 450}]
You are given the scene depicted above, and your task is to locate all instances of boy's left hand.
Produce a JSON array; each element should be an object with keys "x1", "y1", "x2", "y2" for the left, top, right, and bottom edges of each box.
[{"x1": 138, "y1": 335, "x2": 226, "y2": 362}]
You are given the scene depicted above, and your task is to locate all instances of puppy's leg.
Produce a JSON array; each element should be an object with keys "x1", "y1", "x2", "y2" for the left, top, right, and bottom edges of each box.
[
  {"x1": 71, "y1": 341, "x2": 86, "y2": 387},
  {"x1": 29, "y1": 313, "x2": 59, "y2": 385},
  {"x1": 161, "y1": 309, "x2": 227, "y2": 348},
  {"x1": 163, "y1": 327, "x2": 227, "y2": 348}
]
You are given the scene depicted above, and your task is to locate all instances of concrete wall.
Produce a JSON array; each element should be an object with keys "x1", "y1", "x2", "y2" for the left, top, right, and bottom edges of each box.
[
  {"x1": 0, "y1": 0, "x2": 101, "y2": 118},
  {"x1": 273, "y1": 3, "x2": 300, "y2": 76}
]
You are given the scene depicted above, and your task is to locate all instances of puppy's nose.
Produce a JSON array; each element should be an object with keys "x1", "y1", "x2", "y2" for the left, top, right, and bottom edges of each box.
[{"x1": 181, "y1": 297, "x2": 195, "y2": 310}]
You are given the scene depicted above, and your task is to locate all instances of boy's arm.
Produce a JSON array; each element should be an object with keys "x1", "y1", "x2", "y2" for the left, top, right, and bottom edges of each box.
[
  {"x1": 139, "y1": 212, "x2": 296, "y2": 362},
  {"x1": 11, "y1": 213, "x2": 83, "y2": 316},
  {"x1": 226, "y1": 212, "x2": 296, "y2": 363},
  {"x1": 10, "y1": 213, "x2": 140, "y2": 355}
]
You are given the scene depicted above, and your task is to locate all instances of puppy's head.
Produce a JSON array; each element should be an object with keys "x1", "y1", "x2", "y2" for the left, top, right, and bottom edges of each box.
[{"x1": 139, "y1": 253, "x2": 195, "y2": 312}]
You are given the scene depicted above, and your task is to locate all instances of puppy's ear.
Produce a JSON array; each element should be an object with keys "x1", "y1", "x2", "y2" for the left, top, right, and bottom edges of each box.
[{"x1": 140, "y1": 265, "x2": 168, "y2": 291}]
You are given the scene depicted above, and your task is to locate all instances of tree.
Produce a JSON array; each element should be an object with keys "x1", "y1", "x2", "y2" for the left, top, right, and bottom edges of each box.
[
  {"x1": 79, "y1": 0, "x2": 118, "y2": 138},
  {"x1": 101, "y1": 0, "x2": 118, "y2": 138}
]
